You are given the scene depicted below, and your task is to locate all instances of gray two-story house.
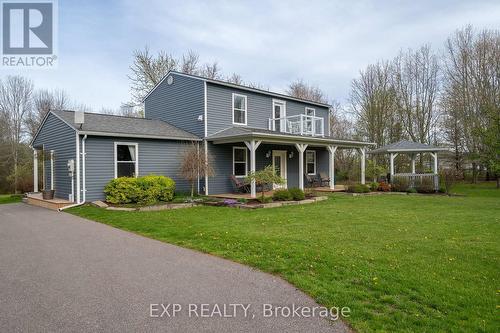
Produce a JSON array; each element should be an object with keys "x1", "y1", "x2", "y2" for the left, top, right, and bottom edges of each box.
[{"x1": 31, "y1": 71, "x2": 372, "y2": 203}]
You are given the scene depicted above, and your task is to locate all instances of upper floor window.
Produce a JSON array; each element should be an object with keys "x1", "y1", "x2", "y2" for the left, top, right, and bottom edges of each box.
[
  {"x1": 272, "y1": 100, "x2": 286, "y2": 132},
  {"x1": 305, "y1": 107, "x2": 315, "y2": 133},
  {"x1": 305, "y1": 107, "x2": 315, "y2": 117},
  {"x1": 232, "y1": 93, "x2": 247, "y2": 125},
  {"x1": 115, "y1": 142, "x2": 138, "y2": 178}
]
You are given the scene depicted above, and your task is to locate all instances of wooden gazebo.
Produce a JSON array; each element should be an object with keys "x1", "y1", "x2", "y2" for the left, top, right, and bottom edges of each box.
[{"x1": 369, "y1": 140, "x2": 448, "y2": 190}]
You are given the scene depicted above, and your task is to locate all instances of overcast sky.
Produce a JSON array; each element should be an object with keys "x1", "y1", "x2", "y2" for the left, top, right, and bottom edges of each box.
[{"x1": 2, "y1": 0, "x2": 500, "y2": 110}]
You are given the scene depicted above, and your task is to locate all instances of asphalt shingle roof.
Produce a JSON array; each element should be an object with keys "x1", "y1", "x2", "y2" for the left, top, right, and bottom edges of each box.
[
  {"x1": 206, "y1": 126, "x2": 373, "y2": 146},
  {"x1": 53, "y1": 110, "x2": 199, "y2": 140},
  {"x1": 369, "y1": 140, "x2": 447, "y2": 154}
]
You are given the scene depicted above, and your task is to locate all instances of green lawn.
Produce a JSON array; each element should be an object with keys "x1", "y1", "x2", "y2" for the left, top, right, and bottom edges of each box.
[
  {"x1": 68, "y1": 182, "x2": 500, "y2": 332},
  {"x1": 0, "y1": 194, "x2": 23, "y2": 204}
]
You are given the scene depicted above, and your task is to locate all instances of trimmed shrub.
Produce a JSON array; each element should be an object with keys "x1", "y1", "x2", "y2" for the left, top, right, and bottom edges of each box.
[
  {"x1": 104, "y1": 177, "x2": 141, "y2": 204},
  {"x1": 407, "y1": 187, "x2": 417, "y2": 194},
  {"x1": 391, "y1": 176, "x2": 409, "y2": 192},
  {"x1": 416, "y1": 177, "x2": 435, "y2": 193},
  {"x1": 369, "y1": 182, "x2": 379, "y2": 191},
  {"x1": 377, "y1": 181, "x2": 391, "y2": 192},
  {"x1": 273, "y1": 189, "x2": 293, "y2": 201},
  {"x1": 347, "y1": 184, "x2": 370, "y2": 193},
  {"x1": 288, "y1": 187, "x2": 306, "y2": 201},
  {"x1": 257, "y1": 196, "x2": 273, "y2": 203},
  {"x1": 104, "y1": 175, "x2": 175, "y2": 205}
]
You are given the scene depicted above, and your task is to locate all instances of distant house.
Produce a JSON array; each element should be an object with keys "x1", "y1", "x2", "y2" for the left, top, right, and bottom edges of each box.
[{"x1": 31, "y1": 71, "x2": 372, "y2": 203}]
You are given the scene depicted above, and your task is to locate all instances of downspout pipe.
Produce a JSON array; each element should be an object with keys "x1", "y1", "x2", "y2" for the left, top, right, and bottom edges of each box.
[{"x1": 60, "y1": 134, "x2": 87, "y2": 211}]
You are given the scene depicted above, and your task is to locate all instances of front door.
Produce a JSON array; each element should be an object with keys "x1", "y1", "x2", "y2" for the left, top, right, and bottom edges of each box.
[{"x1": 272, "y1": 150, "x2": 287, "y2": 189}]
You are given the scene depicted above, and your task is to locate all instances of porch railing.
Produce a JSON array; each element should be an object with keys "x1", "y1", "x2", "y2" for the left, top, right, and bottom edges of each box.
[
  {"x1": 392, "y1": 173, "x2": 439, "y2": 191},
  {"x1": 268, "y1": 115, "x2": 324, "y2": 137}
]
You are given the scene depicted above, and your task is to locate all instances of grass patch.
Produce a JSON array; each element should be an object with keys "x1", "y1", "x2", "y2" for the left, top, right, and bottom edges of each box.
[
  {"x1": 68, "y1": 182, "x2": 500, "y2": 332},
  {"x1": 0, "y1": 194, "x2": 23, "y2": 204}
]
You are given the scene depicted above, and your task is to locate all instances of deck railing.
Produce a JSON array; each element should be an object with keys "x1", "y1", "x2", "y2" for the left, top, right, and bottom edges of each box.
[
  {"x1": 392, "y1": 173, "x2": 439, "y2": 191},
  {"x1": 268, "y1": 115, "x2": 324, "y2": 137}
]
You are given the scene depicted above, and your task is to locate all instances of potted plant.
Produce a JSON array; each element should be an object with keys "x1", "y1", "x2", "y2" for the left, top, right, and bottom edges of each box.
[{"x1": 42, "y1": 188, "x2": 55, "y2": 200}]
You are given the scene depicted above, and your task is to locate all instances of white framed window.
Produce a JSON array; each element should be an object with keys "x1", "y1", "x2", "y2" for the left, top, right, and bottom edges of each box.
[
  {"x1": 114, "y1": 142, "x2": 138, "y2": 178},
  {"x1": 233, "y1": 146, "x2": 248, "y2": 177},
  {"x1": 305, "y1": 107, "x2": 315, "y2": 133},
  {"x1": 306, "y1": 150, "x2": 316, "y2": 175},
  {"x1": 232, "y1": 93, "x2": 247, "y2": 125},
  {"x1": 272, "y1": 99, "x2": 286, "y2": 132}
]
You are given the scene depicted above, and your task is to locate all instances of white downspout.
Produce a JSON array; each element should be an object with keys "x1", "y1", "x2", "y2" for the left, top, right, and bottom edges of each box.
[
  {"x1": 82, "y1": 135, "x2": 87, "y2": 202},
  {"x1": 75, "y1": 132, "x2": 80, "y2": 203},
  {"x1": 60, "y1": 134, "x2": 87, "y2": 211}
]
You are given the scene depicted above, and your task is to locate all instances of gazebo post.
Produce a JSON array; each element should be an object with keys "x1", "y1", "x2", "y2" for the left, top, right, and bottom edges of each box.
[
  {"x1": 430, "y1": 152, "x2": 438, "y2": 174},
  {"x1": 411, "y1": 154, "x2": 416, "y2": 174},
  {"x1": 359, "y1": 147, "x2": 366, "y2": 185}
]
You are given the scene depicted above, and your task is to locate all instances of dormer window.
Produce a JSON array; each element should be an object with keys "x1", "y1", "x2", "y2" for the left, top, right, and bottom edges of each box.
[{"x1": 232, "y1": 93, "x2": 247, "y2": 125}]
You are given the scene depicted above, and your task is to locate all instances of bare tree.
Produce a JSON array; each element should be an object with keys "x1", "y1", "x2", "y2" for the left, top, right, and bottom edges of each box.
[
  {"x1": 128, "y1": 47, "x2": 178, "y2": 103},
  {"x1": 200, "y1": 62, "x2": 222, "y2": 79},
  {"x1": 25, "y1": 89, "x2": 69, "y2": 140},
  {"x1": 227, "y1": 73, "x2": 244, "y2": 85},
  {"x1": 287, "y1": 79, "x2": 328, "y2": 103},
  {"x1": 0, "y1": 76, "x2": 33, "y2": 193},
  {"x1": 179, "y1": 142, "x2": 215, "y2": 197},
  {"x1": 181, "y1": 50, "x2": 200, "y2": 74},
  {"x1": 350, "y1": 61, "x2": 400, "y2": 147},
  {"x1": 392, "y1": 45, "x2": 440, "y2": 144},
  {"x1": 443, "y1": 26, "x2": 500, "y2": 182}
]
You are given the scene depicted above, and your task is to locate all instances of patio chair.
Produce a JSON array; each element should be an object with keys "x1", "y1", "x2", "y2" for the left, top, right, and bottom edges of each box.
[
  {"x1": 304, "y1": 173, "x2": 320, "y2": 188},
  {"x1": 319, "y1": 172, "x2": 330, "y2": 187},
  {"x1": 230, "y1": 175, "x2": 250, "y2": 193}
]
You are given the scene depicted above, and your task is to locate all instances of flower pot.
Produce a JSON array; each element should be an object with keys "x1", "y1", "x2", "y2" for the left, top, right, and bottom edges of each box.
[{"x1": 42, "y1": 189, "x2": 55, "y2": 200}]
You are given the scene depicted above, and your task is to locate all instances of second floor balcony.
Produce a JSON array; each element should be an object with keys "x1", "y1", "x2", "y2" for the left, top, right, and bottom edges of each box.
[{"x1": 268, "y1": 114, "x2": 325, "y2": 137}]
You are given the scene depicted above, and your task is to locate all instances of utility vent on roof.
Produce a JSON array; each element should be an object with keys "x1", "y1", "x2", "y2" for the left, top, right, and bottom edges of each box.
[
  {"x1": 74, "y1": 111, "x2": 84, "y2": 125},
  {"x1": 166, "y1": 75, "x2": 174, "y2": 85}
]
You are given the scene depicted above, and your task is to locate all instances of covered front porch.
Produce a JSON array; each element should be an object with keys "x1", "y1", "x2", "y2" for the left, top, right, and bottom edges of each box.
[{"x1": 206, "y1": 128, "x2": 374, "y2": 198}]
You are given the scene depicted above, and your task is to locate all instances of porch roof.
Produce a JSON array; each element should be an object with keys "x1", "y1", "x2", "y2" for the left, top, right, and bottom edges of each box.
[
  {"x1": 206, "y1": 126, "x2": 375, "y2": 147},
  {"x1": 369, "y1": 140, "x2": 449, "y2": 154}
]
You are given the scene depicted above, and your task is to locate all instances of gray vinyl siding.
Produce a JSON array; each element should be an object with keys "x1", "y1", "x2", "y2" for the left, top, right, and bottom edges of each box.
[
  {"x1": 206, "y1": 143, "x2": 329, "y2": 194},
  {"x1": 32, "y1": 113, "x2": 76, "y2": 200},
  {"x1": 84, "y1": 136, "x2": 193, "y2": 202},
  {"x1": 144, "y1": 73, "x2": 205, "y2": 137},
  {"x1": 206, "y1": 83, "x2": 330, "y2": 136}
]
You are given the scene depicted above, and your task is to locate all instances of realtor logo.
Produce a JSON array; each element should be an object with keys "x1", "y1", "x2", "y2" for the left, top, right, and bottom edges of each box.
[{"x1": 1, "y1": 0, "x2": 57, "y2": 67}]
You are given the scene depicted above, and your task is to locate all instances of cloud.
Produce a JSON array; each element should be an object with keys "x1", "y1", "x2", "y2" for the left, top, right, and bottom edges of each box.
[{"x1": 2, "y1": 0, "x2": 499, "y2": 109}]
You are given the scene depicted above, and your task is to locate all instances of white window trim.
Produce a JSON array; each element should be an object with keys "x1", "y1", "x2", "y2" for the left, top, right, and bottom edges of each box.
[
  {"x1": 232, "y1": 93, "x2": 247, "y2": 125},
  {"x1": 232, "y1": 146, "x2": 248, "y2": 178},
  {"x1": 114, "y1": 142, "x2": 139, "y2": 178},
  {"x1": 272, "y1": 99, "x2": 287, "y2": 131},
  {"x1": 306, "y1": 150, "x2": 316, "y2": 175},
  {"x1": 305, "y1": 107, "x2": 315, "y2": 116}
]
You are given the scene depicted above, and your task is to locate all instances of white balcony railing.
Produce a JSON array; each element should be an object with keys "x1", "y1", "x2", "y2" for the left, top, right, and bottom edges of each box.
[{"x1": 268, "y1": 115, "x2": 324, "y2": 137}]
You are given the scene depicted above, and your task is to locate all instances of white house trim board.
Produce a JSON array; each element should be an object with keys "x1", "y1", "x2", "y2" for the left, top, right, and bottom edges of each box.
[
  {"x1": 232, "y1": 93, "x2": 247, "y2": 126},
  {"x1": 75, "y1": 133, "x2": 81, "y2": 203},
  {"x1": 50, "y1": 150, "x2": 54, "y2": 190},
  {"x1": 244, "y1": 140, "x2": 262, "y2": 198},
  {"x1": 294, "y1": 143, "x2": 308, "y2": 190},
  {"x1": 327, "y1": 145, "x2": 337, "y2": 189},
  {"x1": 114, "y1": 142, "x2": 139, "y2": 179}
]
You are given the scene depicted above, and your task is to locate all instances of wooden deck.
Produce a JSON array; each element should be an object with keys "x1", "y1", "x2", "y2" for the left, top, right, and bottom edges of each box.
[
  {"x1": 209, "y1": 186, "x2": 346, "y2": 199},
  {"x1": 26, "y1": 193, "x2": 73, "y2": 210}
]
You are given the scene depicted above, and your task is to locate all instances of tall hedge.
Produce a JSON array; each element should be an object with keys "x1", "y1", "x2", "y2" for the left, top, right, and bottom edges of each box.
[{"x1": 104, "y1": 175, "x2": 175, "y2": 205}]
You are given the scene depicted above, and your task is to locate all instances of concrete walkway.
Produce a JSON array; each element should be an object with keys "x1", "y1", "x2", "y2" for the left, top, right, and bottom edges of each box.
[{"x1": 0, "y1": 203, "x2": 350, "y2": 333}]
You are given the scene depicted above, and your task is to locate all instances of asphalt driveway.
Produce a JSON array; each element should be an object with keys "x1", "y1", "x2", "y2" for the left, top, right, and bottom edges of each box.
[{"x1": 0, "y1": 203, "x2": 349, "y2": 332}]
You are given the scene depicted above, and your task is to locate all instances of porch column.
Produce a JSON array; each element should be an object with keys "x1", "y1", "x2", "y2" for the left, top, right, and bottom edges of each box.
[
  {"x1": 430, "y1": 152, "x2": 438, "y2": 174},
  {"x1": 295, "y1": 143, "x2": 308, "y2": 190},
  {"x1": 33, "y1": 149, "x2": 38, "y2": 193},
  {"x1": 327, "y1": 145, "x2": 337, "y2": 189},
  {"x1": 50, "y1": 150, "x2": 54, "y2": 190},
  {"x1": 359, "y1": 147, "x2": 366, "y2": 185},
  {"x1": 244, "y1": 140, "x2": 262, "y2": 198},
  {"x1": 390, "y1": 153, "x2": 398, "y2": 180},
  {"x1": 411, "y1": 154, "x2": 416, "y2": 174}
]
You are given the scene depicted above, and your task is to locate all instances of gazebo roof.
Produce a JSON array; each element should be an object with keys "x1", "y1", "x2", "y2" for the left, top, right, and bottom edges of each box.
[{"x1": 369, "y1": 140, "x2": 448, "y2": 154}]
